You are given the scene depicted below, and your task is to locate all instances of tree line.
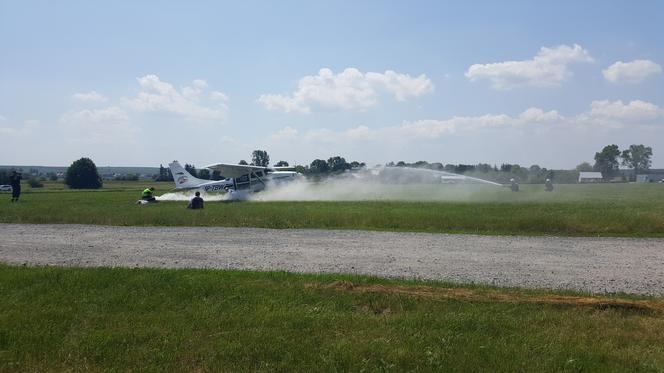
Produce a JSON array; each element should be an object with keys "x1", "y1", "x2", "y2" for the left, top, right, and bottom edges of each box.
[
  {"x1": 591, "y1": 144, "x2": 652, "y2": 180},
  {"x1": 2, "y1": 144, "x2": 655, "y2": 190},
  {"x1": 177, "y1": 150, "x2": 367, "y2": 180}
]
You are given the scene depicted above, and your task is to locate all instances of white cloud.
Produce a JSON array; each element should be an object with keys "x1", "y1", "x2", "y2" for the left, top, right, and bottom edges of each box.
[
  {"x1": 0, "y1": 114, "x2": 6, "y2": 121},
  {"x1": 192, "y1": 79, "x2": 208, "y2": 89},
  {"x1": 60, "y1": 106, "x2": 129, "y2": 126},
  {"x1": 210, "y1": 91, "x2": 229, "y2": 102},
  {"x1": 268, "y1": 100, "x2": 663, "y2": 147},
  {"x1": 465, "y1": 44, "x2": 593, "y2": 89},
  {"x1": 271, "y1": 126, "x2": 299, "y2": 140},
  {"x1": 602, "y1": 59, "x2": 662, "y2": 84},
  {"x1": 0, "y1": 118, "x2": 42, "y2": 136},
  {"x1": 73, "y1": 91, "x2": 108, "y2": 103},
  {"x1": 59, "y1": 106, "x2": 139, "y2": 143},
  {"x1": 518, "y1": 107, "x2": 564, "y2": 122},
  {"x1": 125, "y1": 75, "x2": 228, "y2": 122},
  {"x1": 576, "y1": 100, "x2": 664, "y2": 129},
  {"x1": 259, "y1": 67, "x2": 433, "y2": 113}
]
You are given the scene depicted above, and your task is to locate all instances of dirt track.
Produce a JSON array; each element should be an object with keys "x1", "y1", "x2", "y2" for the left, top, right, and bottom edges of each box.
[{"x1": 1, "y1": 223, "x2": 663, "y2": 295}]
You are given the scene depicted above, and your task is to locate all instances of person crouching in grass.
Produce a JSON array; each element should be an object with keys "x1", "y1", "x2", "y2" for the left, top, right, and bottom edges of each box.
[{"x1": 188, "y1": 191, "x2": 204, "y2": 209}]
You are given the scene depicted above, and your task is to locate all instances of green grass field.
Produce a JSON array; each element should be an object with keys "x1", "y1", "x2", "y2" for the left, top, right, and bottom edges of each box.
[
  {"x1": 1, "y1": 265, "x2": 663, "y2": 372},
  {"x1": 2, "y1": 182, "x2": 664, "y2": 371},
  {"x1": 1, "y1": 181, "x2": 663, "y2": 236}
]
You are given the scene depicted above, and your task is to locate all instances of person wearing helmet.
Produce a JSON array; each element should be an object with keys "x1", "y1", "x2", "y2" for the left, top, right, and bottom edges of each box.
[
  {"x1": 544, "y1": 178, "x2": 554, "y2": 192},
  {"x1": 510, "y1": 178, "x2": 519, "y2": 192},
  {"x1": 141, "y1": 187, "x2": 156, "y2": 202}
]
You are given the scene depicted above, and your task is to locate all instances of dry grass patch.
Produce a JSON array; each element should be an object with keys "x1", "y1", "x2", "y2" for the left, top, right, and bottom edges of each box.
[{"x1": 311, "y1": 280, "x2": 664, "y2": 313}]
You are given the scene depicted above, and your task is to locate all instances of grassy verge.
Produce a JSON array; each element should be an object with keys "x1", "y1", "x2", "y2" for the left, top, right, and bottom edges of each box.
[
  {"x1": 1, "y1": 265, "x2": 663, "y2": 371},
  {"x1": 1, "y1": 183, "x2": 663, "y2": 236}
]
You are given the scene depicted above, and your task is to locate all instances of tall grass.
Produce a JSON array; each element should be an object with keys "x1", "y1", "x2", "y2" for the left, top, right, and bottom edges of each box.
[{"x1": 1, "y1": 265, "x2": 663, "y2": 371}]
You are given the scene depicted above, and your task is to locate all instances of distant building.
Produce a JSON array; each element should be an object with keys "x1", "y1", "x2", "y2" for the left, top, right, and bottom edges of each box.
[
  {"x1": 578, "y1": 172, "x2": 603, "y2": 183},
  {"x1": 637, "y1": 173, "x2": 664, "y2": 183}
]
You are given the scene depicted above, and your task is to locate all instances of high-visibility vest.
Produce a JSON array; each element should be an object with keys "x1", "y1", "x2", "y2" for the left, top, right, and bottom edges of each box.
[{"x1": 142, "y1": 188, "x2": 153, "y2": 197}]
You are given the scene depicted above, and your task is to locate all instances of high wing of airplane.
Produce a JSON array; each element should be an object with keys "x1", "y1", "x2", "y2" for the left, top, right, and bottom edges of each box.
[
  {"x1": 203, "y1": 162, "x2": 299, "y2": 192},
  {"x1": 168, "y1": 161, "x2": 300, "y2": 194}
]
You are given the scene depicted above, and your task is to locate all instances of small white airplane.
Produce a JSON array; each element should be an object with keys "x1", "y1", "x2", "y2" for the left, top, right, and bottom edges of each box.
[{"x1": 168, "y1": 160, "x2": 300, "y2": 194}]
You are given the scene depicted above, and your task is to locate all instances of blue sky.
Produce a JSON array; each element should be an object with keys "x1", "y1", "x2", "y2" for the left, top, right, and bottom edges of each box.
[{"x1": 1, "y1": 0, "x2": 663, "y2": 168}]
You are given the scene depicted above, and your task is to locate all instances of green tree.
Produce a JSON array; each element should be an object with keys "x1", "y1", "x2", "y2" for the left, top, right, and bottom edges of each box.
[
  {"x1": 184, "y1": 164, "x2": 197, "y2": 177},
  {"x1": 327, "y1": 156, "x2": 350, "y2": 172},
  {"x1": 621, "y1": 144, "x2": 652, "y2": 175},
  {"x1": 593, "y1": 144, "x2": 621, "y2": 179},
  {"x1": 477, "y1": 163, "x2": 492, "y2": 173},
  {"x1": 115, "y1": 174, "x2": 139, "y2": 181},
  {"x1": 575, "y1": 162, "x2": 593, "y2": 172},
  {"x1": 294, "y1": 165, "x2": 306, "y2": 174},
  {"x1": 309, "y1": 159, "x2": 329, "y2": 174},
  {"x1": 251, "y1": 150, "x2": 270, "y2": 167},
  {"x1": 155, "y1": 164, "x2": 173, "y2": 182},
  {"x1": 238, "y1": 160, "x2": 248, "y2": 165},
  {"x1": 0, "y1": 169, "x2": 9, "y2": 184},
  {"x1": 274, "y1": 160, "x2": 289, "y2": 167},
  {"x1": 429, "y1": 162, "x2": 444, "y2": 171},
  {"x1": 28, "y1": 177, "x2": 43, "y2": 188},
  {"x1": 65, "y1": 157, "x2": 102, "y2": 189}
]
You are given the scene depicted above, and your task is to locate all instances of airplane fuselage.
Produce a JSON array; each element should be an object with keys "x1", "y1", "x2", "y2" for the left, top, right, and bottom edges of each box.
[{"x1": 169, "y1": 160, "x2": 300, "y2": 194}]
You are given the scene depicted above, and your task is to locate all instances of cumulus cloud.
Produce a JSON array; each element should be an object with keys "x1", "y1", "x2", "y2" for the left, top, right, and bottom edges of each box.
[
  {"x1": 270, "y1": 126, "x2": 299, "y2": 140},
  {"x1": 397, "y1": 108, "x2": 562, "y2": 139},
  {"x1": 268, "y1": 100, "x2": 663, "y2": 148},
  {"x1": 210, "y1": 91, "x2": 229, "y2": 102},
  {"x1": 61, "y1": 105, "x2": 128, "y2": 123},
  {"x1": 602, "y1": 59, "x2": 662, "y2": 84},
  {"x1": 72, "y1": 91, "x2": 108, "y2": 103},
  {"x1": 125, "y1": 75, "x2": 228, "y2": 122},
  {"x1": 518, "y1": 107, "x2": 564, "y2": 122},
  {"x1": 259, "y1": 68, "x2": 433, "y2": 113},
  {"x1": 575, "y1": 100, "x2": 664, "y2": 129},
  {"x1": 0, "y1": 118, "x2": 41, "y2": 136},
  {"x1": 465, "y1": 44, "x2": 593, "y2": 89},
  {"x1": 59, "y1": 106, "x2": 139, "y2": 143}
]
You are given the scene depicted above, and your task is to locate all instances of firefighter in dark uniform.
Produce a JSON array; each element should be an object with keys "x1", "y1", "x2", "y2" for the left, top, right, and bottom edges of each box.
[
  {"x1": 510, "y1": 178, "x2": 519, "y2": 192},
  {"x1": 9, "y1": 171, "x2": 22, "y2": 202},
  {"x1": 544, "y1": 178, "x2": 554, "y2": 192},
  {"x1": 188, "y1": 191, "x2": 204, "y2": 209}
]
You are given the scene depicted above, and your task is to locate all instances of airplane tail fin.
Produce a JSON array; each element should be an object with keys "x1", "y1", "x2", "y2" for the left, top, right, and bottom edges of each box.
[{"x1": 168, "y1": 161, "x2": 208, "y2": 189}]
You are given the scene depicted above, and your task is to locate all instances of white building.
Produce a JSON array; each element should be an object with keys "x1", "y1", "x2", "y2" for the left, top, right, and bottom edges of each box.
[{"x1": 578, "y1": 172, "x2": 603, "y2": 183}]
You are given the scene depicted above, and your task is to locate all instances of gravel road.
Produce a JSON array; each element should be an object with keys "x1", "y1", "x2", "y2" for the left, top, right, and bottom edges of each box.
[{"x1": 1, "y1": 223, "x2": 663, "y2": 295}]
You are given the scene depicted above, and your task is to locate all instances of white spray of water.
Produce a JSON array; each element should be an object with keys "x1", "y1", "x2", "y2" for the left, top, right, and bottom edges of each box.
[
  {"x1": 251, "y1": 167, "x2": 504, "y2": 202},
  {"x1": 155, "y1": 167, "x2": 507, "y2": 203},
  {"x1": 156, "y1": 191, "x2": 230, "y2": 202}
]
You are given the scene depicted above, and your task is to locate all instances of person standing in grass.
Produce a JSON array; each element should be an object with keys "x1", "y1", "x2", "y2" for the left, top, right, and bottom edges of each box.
[
  {"x1": 544, "y1": 178, "x2": 554, "y2": 192},
  {"x1": 510, "y1": 178, "x2": 519, "y2": 192},
  {"x1": 188, "y1": 191, "x2": 204, "y2": 209},
  {"x1": 9, "y1": 170, "x2": 22, "y2": 202}
]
